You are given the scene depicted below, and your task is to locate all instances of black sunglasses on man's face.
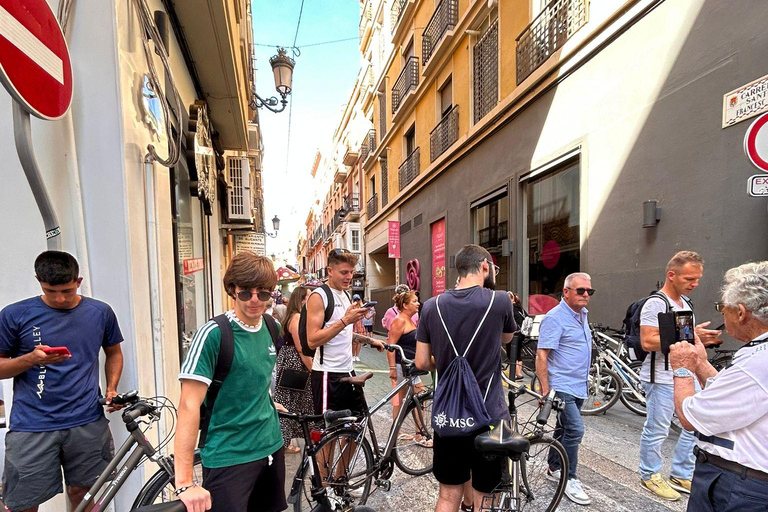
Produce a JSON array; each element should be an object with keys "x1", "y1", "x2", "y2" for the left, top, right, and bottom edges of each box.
[
  {"x1": 236, "y1": 289, "x2": 272, "y2": 302},
  {"x1": 565, "y1": 287, "x2": 596, "y2": 296}
]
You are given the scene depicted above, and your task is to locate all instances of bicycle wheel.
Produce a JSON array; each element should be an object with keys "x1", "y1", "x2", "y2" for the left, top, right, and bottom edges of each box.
[
  {"x1": 519, "y1": 437, "x2": 568, "y2": 512},
  {"x1": 619, "y1": 361, "x2": 647, "y2": 416},
  {"x1": 294, "y1": 429, "x2": 374, "y2": 512},
  {"x1": 581, "y1": 366, "x2": 621, "y2": 415},
  {"x1": 131, "y1": 452, "x2": 203, "y2": 508},
  {"x1": 393, "y1": 391, "x2": 433, "y2": 476}
]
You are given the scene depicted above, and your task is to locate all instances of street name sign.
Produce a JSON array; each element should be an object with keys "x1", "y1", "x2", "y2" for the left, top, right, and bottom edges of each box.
[
  {"x1": 235, "y1": 232, "x2": 267, "y2": 256},
  {"x1": 723, "y1": 74, "x2": 768, "y2": 128},
  {"x1": 0, "y1": 0, "x2": 73, "y2": 119},
  {"x1": 748, "y1": 175, "x2": 768, "y2": 197},
  {"x1": 744, "y1": 113, "x2": 768, "y2": 172}
]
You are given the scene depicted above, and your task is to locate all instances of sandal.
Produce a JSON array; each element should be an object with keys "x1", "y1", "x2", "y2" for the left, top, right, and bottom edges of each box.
[
  {"x1": 414, "y1": 435, "x2": 433, "y2": 448},
  {"x1": 460, "y1": 502, "x2": 474, "y2": 512},
  {"x1": 285, "y1": 445, "x2": 301, "y2": 454},
  {"x1": 397, "y1": 432, "x2": 415, "y2": 441}
]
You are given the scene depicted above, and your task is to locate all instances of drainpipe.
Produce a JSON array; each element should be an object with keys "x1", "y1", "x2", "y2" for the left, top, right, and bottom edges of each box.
[
  {"x1": 13, "y1": 103, "x2": 62, "y2": 250},
  {"x1": 144, "y1": 153, "x2": 168, "y2": 444}
]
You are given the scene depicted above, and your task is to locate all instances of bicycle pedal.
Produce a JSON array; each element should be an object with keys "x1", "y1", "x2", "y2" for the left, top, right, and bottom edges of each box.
[{"x1": 375, "y1": 479, "x2": 391, "y2": 491}]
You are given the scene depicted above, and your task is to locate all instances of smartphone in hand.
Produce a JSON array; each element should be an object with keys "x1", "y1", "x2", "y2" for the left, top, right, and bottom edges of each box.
[
  {"x1": 362, "y1": 301, "x2": 377, "y2": 308},
  {"x1": 42, "y1": 346, "x2": 72, "y2": 356}
]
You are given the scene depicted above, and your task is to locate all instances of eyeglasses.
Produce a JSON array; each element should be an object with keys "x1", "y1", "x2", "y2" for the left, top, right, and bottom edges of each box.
[
  {"x1": 480, "y1": 258, "x2": 500, "y2": 276},
  {"x1": 714, "y1": 302, "x2": 728, "y2": 313},
  {"x1": 566, "y1": 287, "x2": 596, "y2": 296},
  {"x1": 236, "y1": 289, "x2": 272, "y2": 302}
]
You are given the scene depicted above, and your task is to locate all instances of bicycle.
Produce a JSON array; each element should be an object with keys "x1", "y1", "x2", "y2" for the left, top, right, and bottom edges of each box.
[
  {"x1": 589, "y1": 324, "x2": 646, "y2": 416},
  {"x1": 287, "y1": 343, "x2": 433, "y2": 511},
  {"x1": 475, "y1": 384, "x2": 568, "y2": 511},
  {"x1": 69, "y1": 391, "x2": 202, "y2": 512}
]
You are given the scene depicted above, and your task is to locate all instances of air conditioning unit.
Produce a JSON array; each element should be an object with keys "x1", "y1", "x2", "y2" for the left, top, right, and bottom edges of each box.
[{"x1": 226, "y1": 156, "x2": 253, "y2": 222}]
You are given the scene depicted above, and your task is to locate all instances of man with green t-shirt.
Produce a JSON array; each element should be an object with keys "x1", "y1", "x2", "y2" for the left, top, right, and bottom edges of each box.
[{"x1": 174, "y1": 252, "x2": 284, "y2": 512}]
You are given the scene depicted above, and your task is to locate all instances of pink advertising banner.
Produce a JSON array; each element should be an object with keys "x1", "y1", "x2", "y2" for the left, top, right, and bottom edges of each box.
[
  {"x1": 431, "y1": 218, "x2": 446, "y2": 295},
  {"x1": 388, "y1": 221, "x2": 401, "y2": 258}
]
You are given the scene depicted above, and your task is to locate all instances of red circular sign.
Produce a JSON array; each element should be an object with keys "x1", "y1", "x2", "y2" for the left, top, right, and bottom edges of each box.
[
  {"x1": 0, "y1": 0, "x2": 73, "y2": 120},
  {"x1": 744, "y1": 112, "x2": 768, "y2": 173},
  {"x1": 541, "y1": 240, "x2": 561, "y2": 269}
]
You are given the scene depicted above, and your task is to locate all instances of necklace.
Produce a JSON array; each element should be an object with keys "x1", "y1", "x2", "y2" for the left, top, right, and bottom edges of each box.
[{"x1": 228, "y1": 310, "x2": 261, "y2": 330}]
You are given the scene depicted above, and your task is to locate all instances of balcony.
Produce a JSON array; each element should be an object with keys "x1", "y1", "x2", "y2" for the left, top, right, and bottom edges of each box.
[
  {"x1": 367, "y1": 193, "x2": 378, "y2": 219},
  {"x1": 334, "y1": 166, "x2": 349, "y2": 184},
  {"x1": 479, "y1": 221, "x2": 508, "y2": 249},
  {"x1": 343, "y1": 145, "x2": 359, "y2": 166},
  {"x1": 515, "y1": 0, "x2": 589, "y2": 85},
  {"x1": 359, "y1": 0, "x2": 373, "y2": 45},
  {"x1": 391, "y1": 56, "x2": 419, "y2": 115},
  {"x1": 343, "y1": 193, "x2": 361, "y2": 221},
  {"x1": 422, "y1": 0, "x2": 458, "y2": 67},
  {"x1": 398, "y1": 147, "x2": 420, "y2": 191},
  {"x1": 360, "y1": 129, "x2": 376, "y2": 162},
  {"x1": 332, "y1": 210, "x2": 344, "y2": 233},
  {"x1": 430, "y1": 105, "x2": 458, "y2": 162},
  {"x1": 390, "y1": 0, "x2": 407, "y2": 35}
]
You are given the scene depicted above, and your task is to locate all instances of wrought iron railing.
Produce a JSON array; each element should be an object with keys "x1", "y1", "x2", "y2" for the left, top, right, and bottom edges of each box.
[
  {"x1": 367, "y1": 193, "x2": 378, "y2": 218},
  {"x1": 359, "y1": 0, "x2": 373, "y2": 43},
  {"x1": 430, "y1": 105, "x2": 458, "y2": 162},
  {"x1": 479, "y1": 221, "x2": 508, "y2": 248},
  {"x1": 398, "y1": 147, "x2": 420, "y2": 191},
  {"x1": 473, "y1": 19, "x2": 499, "y2": 124},
  {"x1": 379, "y1": 90, "x2": 387, "y2": 136},
  {"x1": 422, "y1": 0, "x2": 458, "y2": 66},
  {"x1": 390, "y1": 0, "x2": 407, "y2": 34},
  {"x1": 392, "y1": 56, "x2": 419, "y2": 115},
  {"x1": 360, "y1": 129, "x2": 376, "y2": 162},
  {"x1": 515, "y1": 0, "x2": 589, "y2": 84},
  {"x1": 344, "y1": 193, "x2": 360, "y2": 213},
  {"x1": 381, "y1": 158, "x2": 389, "y2": 206}
]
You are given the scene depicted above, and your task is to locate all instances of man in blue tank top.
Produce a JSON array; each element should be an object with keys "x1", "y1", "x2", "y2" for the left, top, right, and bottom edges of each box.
[{"x1": 0, "y1": 251, "x2": 124, "y2": 512}]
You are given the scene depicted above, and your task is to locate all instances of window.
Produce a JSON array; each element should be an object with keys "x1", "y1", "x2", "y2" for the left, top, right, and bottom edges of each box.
[
  {"x1": 439, "y1": 77, "x2": 453, "y2": 118},
  {"x1": 405, "y1": 125, "x2": 416, "y2": 156},
  {"x1": 471, "y1": 190, "x2": 509, "y2": 291},
  {"x1": 525, "y1": 160, "x2": 580, "y2": 315},
  {"x1": 351, "y1": 229, "x2": 361, "y2": 252},
  {"x1": 472, "y1": 12, "x2": 499, "y2": 124}
]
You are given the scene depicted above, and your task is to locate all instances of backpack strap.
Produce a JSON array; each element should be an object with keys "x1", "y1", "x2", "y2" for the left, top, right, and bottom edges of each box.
[
  {"x1": 262, "y1": 314, "x2": 280, "y2": 348},
  {"x1": 318, "y1": 284, "x2": 339, "y2": 365},
  {"x1": 199, "y1": 314, "x2": 234, "y2": 449},
  {"x1": 435, "y1": 291, "x2": 496, "y2": 358}
]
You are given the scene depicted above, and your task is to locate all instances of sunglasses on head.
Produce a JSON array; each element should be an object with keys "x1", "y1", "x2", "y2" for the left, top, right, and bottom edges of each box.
[
  {"x1": 236, "y1": 289, "x2": 272, "y2": 302},
  {"x1": 329, "y1": 248, "x2": 352, "y2": 257},
  {"x1": 566, "y1": 287, "x2": 596, "y2": 296}
]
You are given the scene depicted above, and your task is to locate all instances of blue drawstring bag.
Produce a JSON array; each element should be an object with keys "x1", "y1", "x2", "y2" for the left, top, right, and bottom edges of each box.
[{"x1": 431, "y1": 292, "x2": 495, "y2": 437}]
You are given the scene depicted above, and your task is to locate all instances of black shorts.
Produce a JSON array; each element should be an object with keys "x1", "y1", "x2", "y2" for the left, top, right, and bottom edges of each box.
[
  {"x1": 311, "y1": 370, "x2": 367, "y2": 415},
  {"x1": 364, "y1": 324, "x2": 373, "y2": 333},
  {"x1": 202, "y1": 447, "x2": 286, "y2": 512},
  {"x1": 432, "y1": 429, "x2": 503, "y2": 494}
]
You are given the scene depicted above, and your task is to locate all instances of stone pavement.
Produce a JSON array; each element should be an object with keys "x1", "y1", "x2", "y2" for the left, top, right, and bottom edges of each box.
[{"x1": 285, "y1": 338, "x2": 691, "y2": 511}]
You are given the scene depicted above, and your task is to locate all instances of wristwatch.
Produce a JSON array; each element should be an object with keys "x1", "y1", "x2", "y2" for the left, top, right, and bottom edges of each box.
[{"x1": 673, "y1": 368, "x2": 695, "y2": 379}]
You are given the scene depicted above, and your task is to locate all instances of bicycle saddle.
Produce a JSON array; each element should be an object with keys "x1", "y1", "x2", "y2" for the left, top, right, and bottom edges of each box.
[
  {"x1": 340, "y1": 372, "x2": 374, "y2": 387},
  {"x1": 474, "y1": 420, "x2": 530, "y2": 461}
]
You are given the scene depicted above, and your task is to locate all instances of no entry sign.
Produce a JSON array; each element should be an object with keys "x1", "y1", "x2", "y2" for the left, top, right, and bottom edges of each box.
[
  {"x1": 744, "y1": 112, "x2": 768, "y2": 173},
  {"x1": 0, "y1": 0, "x2": 73, "y2": 120}
]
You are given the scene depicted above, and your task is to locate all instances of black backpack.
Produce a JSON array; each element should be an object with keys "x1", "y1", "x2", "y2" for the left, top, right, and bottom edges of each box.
[
  {"x1": 622, "y1": 292, "x2": 692, "y2": 382},
  {"x1": 298, "y1": 284, "x2": 350, "y2": 364},
  {"x1": 198, "y1": 313, "x2": 279, "y2": 449}
]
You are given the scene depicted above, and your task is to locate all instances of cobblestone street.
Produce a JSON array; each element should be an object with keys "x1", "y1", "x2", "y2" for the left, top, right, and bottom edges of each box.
[{"x1": 287, "y1": 336, "x2": 693, "y2": 511}]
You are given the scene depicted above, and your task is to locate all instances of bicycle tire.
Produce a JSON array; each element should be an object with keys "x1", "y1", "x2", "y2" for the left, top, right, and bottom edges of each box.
[
  {"x1": 581, "y1": 366, "x2": 621, "y2": 416},
  {"x1": 393, "y1": 391, "x2": 434, "y2": 476},
  {"x1": 520, "y1": 437, "x2": 568, "y2": 512},
  {"x1": 619, "y1": 361, "x2": 647, "y2": 416},
  {"x1": 293, "y1": 429, "x2": 374, "y2": 512},
  {"x1": 131, "y1": 452, "x2": 203, "y2": 508}
]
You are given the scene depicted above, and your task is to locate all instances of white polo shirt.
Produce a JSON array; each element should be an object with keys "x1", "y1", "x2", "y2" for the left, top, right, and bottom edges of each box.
[
  {"x1": 311, "y1": 286, "x2": 353, "y2": 373},
  {"x1": 682, "y1": 332, "x2": 768, "y2": 473}
]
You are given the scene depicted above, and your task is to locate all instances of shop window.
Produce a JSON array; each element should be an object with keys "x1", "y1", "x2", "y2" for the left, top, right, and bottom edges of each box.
[
  {"x1": 471, "y1": 189, "x2": 509, "y2": 291},
  {"x1": 525, "y1": 160, "x2": 580, "y2": 314}
]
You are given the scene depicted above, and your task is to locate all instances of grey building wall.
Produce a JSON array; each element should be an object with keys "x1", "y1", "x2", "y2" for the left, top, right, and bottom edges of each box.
[{"x1": 398, "y1": 0, "x2": 768, "y2": 327}]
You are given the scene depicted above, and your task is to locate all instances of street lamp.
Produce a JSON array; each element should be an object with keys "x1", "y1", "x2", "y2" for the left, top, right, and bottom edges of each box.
[
  {"x1": 266, "y1": 215, "x2": 280, "y2": 238},
  {"x1": 251, "y1": 48, "x2": 295, "y2": 114}
]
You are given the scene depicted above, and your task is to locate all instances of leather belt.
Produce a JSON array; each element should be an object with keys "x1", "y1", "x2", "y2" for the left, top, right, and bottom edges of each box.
[{"x1": 694, "y1": 446, "x2": 768, "y2": 483}]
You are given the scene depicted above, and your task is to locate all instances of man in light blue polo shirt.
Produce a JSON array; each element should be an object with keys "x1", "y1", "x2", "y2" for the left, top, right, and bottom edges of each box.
[{"x1": 536, "y1": 272, "x2": 594, "y2": 506}]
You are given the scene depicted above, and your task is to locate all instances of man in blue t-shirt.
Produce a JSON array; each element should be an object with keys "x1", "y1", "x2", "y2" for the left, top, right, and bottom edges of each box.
[{"x1": 0, "y1": 251, "x2": 124, "y2": 512}]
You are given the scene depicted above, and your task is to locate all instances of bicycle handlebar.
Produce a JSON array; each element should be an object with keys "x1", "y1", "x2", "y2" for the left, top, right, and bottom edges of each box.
[
  {"x1": 536, "y1": 389, "x2": 557, "y2": 425},
  {"x1": 98, "y1": 390, "x2": 140, "y2": 406},
  {"x1": 383, "y1": 343, "x2": 415, "y2": 365}
]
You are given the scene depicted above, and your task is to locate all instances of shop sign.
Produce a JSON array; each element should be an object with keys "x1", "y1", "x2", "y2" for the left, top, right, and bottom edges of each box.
[
  {"x1": 183, "y1": 257, "x2": 204, "y2": 275},
  {"x1": 723, "y1": 74, "x2": 768, "y2": 128},
  {"x1": 744, "y1": 112, "x2": 768, "y2": 172},
  {"x1": 235, "y1": 232, "x2": 266, "y2": 256},
  {"x1": 748, "y1": 175, "x2": 768, "y2": 197},
  {"x1": 388, "y1": 221, "x2": 401, "y2": 258},
  {"x1": 431, "y1": 218, "x2": 446, "y2": 295},
  {"x1": 406, "y1": 259, "x2": 420, "y2": 292},
  {"x1": 177, "y1": 226, "x2": 194, "y2": 259}
]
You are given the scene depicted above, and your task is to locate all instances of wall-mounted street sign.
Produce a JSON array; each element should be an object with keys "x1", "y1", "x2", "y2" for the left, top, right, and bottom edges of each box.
[
  {"x1": 748, "y1": 175, "x2": 768, "y2": 197},
  {"x1": 723, "y1": 74, "x2": 768, "y2": 128},
  {"x1": 235, "y1": 232, "x2": 266, "y2": 256},
  {"x1": 744, "y1": 113, "x2": 768, "y2": 172},
  {"x1": 0, "y1": 0, "x2": 73, "y2": 119}
]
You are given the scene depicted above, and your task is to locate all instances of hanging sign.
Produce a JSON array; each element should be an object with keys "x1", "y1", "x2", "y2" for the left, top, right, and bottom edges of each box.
[{"x1": 388, "y1": 221, "x2": 400, "y2": 258}]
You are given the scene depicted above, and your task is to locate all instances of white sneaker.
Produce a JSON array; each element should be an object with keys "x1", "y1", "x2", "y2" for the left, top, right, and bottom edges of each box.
[
  {"x1": 546, "y1": 468, "x2": 561, "y2": 483},
  {"x1": 565, "y1": 479, "x2": 591, "y2": 505}
]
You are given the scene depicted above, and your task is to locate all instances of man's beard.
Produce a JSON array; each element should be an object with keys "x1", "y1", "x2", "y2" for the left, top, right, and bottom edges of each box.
[{"x1": 483, "y1": 273, "x2": 496, "y2": 290}]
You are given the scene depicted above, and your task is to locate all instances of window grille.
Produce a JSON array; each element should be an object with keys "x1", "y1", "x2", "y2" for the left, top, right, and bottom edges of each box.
[{"x1": 473, "y1": 20, "x2": 499, "y2": 124}]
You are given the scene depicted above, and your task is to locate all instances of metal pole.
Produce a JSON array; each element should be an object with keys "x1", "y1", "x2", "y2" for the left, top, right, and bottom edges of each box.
[{"x1": 13, "y1": 102, "x2": 62, "y2": 250}]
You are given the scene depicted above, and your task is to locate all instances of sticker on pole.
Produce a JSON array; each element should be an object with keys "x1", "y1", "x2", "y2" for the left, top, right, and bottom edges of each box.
[
  {"x1": 748, "y1": 175, "x2": 768, "y2": 197},
  {"x1": 0, "y1": 0, "x2": 73, "y2": 120},
  {"x1": 744, "y1": 113, "x2": 768, "y2": 173}
]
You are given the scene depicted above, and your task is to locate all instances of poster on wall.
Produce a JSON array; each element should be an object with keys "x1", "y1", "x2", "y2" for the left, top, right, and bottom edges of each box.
[
  {"x1": 235, "y1": 232, "x2": 267, "y2": 256},
  {"x1": 388, "y1": 221, "x2": 401, "y2": 258},
  {"x1": 432, "y1": 218, "x2": 446, "y2": 295}
]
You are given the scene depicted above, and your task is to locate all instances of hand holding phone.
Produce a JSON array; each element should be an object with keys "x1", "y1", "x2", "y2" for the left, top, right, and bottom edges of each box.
[
  {"x1": 362, "y1": 301, "x2": 377, "y2": 308},
  {"x1": 42, "y1": 346, "x2": 72, "y2": 356}
]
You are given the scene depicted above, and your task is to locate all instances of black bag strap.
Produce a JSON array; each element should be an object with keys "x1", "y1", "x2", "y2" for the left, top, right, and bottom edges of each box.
[
  {"x1": 262, "y1": 313, "x2": 280, "y2": 348},
  {"x1": 647, "y1": 292, "x2": 694, "y2": 379},
  {"x1": 199, "y1": 314, "x2": 234, "y2": 449}
]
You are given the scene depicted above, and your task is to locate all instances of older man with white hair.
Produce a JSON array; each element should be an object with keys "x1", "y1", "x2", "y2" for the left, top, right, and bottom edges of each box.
[
  {"x1": 536, "y1": 272, "x2": 595, "y2": 505},
  {"x1": 670, "y1": 262, "x2": 768, "y2": 512}
]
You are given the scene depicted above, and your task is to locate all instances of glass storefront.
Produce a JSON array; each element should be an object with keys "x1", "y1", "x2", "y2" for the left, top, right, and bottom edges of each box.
[
  {"x1": 525, "y1": 161, "x2": 580, "y2": 314},
  {"x1": 471, "y1": 190, "x2": 510, "y2": 292}
]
